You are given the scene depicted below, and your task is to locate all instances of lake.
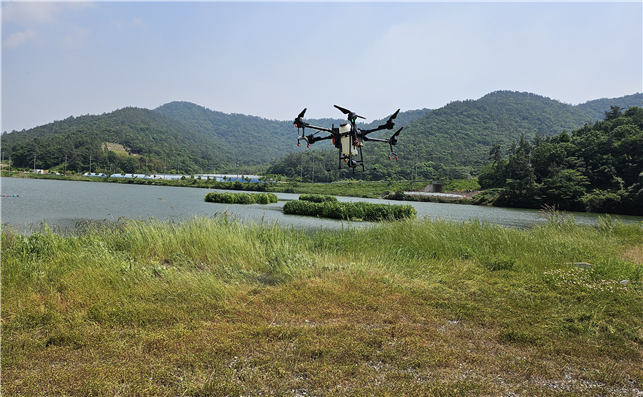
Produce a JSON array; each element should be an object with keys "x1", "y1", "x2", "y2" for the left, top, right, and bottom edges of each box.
[{"x1": 2, "y1": 177, "x2": 641, "y2": 234}]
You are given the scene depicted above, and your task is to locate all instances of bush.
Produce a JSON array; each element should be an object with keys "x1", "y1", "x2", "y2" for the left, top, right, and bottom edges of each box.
[
  {"x1": 283, "y1": 200, "x2": 416, "y2": 221},
  {"x1": 299, "y1": 194, "x2": 338, "y2": 203},
  {"x1": 204, "y1": 192, "x2": 278, "y2": 204}
]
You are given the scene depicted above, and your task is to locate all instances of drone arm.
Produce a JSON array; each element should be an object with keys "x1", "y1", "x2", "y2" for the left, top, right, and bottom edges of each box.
[
  {"x1": 294, "y1": 121, "x2": 333, "y2": 134},
  {"x1": 362, "y1": 136, "x2": 389, "y2": 143},
  {"x1": 363, "y1": 127, "x2": 403, "y2": 160},
  {"x1": 306, "y1": 134, "x2": 333, "y2": 144},
  {"x1": 361, "y1": 109, "x2": 401, "y2": 135}
]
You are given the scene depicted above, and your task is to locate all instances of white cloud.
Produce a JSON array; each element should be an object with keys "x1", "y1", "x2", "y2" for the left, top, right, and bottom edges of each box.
[
  {"x1": 2, "y1": 2, "x2": 96, "y2": 26},
  {"x1": 3, "y1": 28, "x2": 38, "y2": 49},
  {"x1": 60, "y1": 24, "x2": 91, "y2": 50}
]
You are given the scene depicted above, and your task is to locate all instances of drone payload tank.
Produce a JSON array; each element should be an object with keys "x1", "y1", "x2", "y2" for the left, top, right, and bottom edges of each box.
[{"x1": 339, "y1": 123, "x2": 358, "y2": 156}]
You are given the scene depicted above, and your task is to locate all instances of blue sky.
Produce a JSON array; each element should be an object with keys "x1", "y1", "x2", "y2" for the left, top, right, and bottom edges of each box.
[{"x1": 2, "y1": 1, "x2": 641, "y2": 133}]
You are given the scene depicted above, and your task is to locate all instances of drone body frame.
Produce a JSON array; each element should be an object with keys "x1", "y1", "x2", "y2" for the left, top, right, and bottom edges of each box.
[{"x1": 294, "y1": 105, "x2": 403, "y2": 173}]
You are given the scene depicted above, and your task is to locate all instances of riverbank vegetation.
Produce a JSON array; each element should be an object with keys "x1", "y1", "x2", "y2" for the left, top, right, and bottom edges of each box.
[
  {"x1": 2, "y1": 214, "x2": 642, "y2": 395},
  {"x1": 298, "y1": 194, "x2": 339, "y2": 203},
  {"x1": 283, "y1": 201, "x2": 417, "y2": 221},
  {"x1": 204, "y1": 192, "x2": 278, "y2": 205}
]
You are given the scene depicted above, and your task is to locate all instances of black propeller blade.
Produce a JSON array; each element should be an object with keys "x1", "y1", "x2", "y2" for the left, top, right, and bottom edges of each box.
[
  {"x1": 294, "y1": 108, "x2": 307, "y2": 128},
  {"x1": 383, "y1": 109, "x2": 400, "y2": 129},
  {"x1": 334, "y1": 105, "x2": 365, "y2": 121},
  {"x1": 390, "y1": 127, "x2": 403, "y2": 145}
]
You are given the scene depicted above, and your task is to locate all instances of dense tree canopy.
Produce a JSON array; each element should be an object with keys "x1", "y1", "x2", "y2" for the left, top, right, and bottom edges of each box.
[{"x1": 479, "y1": 106, "x2": 643, "y2": 215}]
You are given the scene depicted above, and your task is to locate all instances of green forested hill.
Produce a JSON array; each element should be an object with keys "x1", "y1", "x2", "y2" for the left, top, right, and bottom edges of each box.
[
  {"x1": 2, "y1": 108, "x2": 229, "y2": 174},
  {"x1": 2, "y1": 91, "x2": 640, "y2": 178},
  {"x1": 269, "y1": 91, "x2": 642, "y2": 181},
  {"x1": 154, "y1": 101, "x2": 297, "y2": 166},
  {"x1": 153, "y1": 102, "x2": 428, "y2": 166},
  {"x1": 576, "y1": 93, "x2": 642, "y2": 121},
  {"x1": 395, "y1": 91, "x2": 596, "y2": 168}
]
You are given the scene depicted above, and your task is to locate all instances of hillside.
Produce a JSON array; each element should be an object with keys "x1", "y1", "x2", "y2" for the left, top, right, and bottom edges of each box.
[
  {"x1": 577, "y1": 93, "x2": 642, "y2": 121},
  {"x1": 2, "y1": 91, "x2": 639, "y2": 177},
  {"x1": 269, "y1": 91, "x2": 642, "y2": 181},
  {"x1": 154, "y1": 102, "x2": 298, "y2": 166},
  {"x1": 153, "y1": 102, "x2": 428, "y2": 166},
  {"x1": 2, "y1": 107, "x2": 229, "y2": 174}
]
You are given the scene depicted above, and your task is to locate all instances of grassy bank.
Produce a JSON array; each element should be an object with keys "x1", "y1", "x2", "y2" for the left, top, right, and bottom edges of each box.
[{"x1": 2, "y1": 214, "x2": 642, "y2": 395}]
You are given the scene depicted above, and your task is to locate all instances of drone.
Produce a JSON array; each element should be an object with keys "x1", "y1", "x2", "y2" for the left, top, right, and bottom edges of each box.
[{"x1": 294, "y1": 105, "x2": 403, "y2": 172}]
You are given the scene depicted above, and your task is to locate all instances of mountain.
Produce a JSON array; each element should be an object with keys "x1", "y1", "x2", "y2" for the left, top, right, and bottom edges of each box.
[
  {"x1": 153, "y1": 101, "x2": 428, "y2": 165},
  {"x1": 268, "y1": 91, "x2": 642, "y2": 181},
  {"x1": 576, "y1": 93, "x2": 643, "y2": 121},
  {"x1": 2, "y1": 107, "x2": 229, "y2": 174},
  {"x1": 2, "y1": 91, "x2": 639, "y2": 178}
]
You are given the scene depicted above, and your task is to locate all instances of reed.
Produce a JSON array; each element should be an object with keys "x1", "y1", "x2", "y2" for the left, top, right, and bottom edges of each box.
[
  {"x1": 283, "y1": 200, "x2": 417, "y2": 221},
  {"x1": 204, "y1": 191, "x2": 278, "y2": 204},
  {"x1": 298, "y1": 194, "x2": 338, "y2": 203},
  {"x1": 2, "y1": 216, "x2": 642, "y2": 395}
]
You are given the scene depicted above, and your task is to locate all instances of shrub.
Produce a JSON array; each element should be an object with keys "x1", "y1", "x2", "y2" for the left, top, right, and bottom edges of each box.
[
  {"x1": 205, "y1": 192, "x2": 278, "y2": 205},
  {"x1": 283, "y1": 200, "x2": 416, "y2": 221},
  {"x1": 299, "y1": 194, "x2": 338, "y2": 203}
]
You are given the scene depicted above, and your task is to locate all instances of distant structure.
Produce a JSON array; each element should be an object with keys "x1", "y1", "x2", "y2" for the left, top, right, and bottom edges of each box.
[{"x1": 428, "y1": 180, "x2": 443, "y2": 193}]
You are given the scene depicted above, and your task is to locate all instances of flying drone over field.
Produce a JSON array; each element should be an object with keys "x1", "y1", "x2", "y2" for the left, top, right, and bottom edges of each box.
[{"x1": 294, "y1": 105, "x2": 403, "y2": 172}]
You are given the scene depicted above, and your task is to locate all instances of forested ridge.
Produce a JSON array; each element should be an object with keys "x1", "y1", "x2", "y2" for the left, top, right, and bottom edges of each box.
[
  {"x1": 2, "y1": 91, "x2": 640, "y2": 179},
  {"x1": 2, "y1": 108, "x2": 229, "y2": 174},
  {"x1": 269, "y1": 91, "x2": 642, "y2": 182},
  {"x1": 479, "y1": 105, "x2": 643, "y2": 215}
]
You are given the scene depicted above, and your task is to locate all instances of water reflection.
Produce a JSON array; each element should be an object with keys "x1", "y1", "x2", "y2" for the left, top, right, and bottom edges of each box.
[{"x1": 2, "y1": 177, "x2": 641, "y2": 235}]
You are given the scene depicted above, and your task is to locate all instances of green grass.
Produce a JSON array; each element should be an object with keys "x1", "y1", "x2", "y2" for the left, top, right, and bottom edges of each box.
[
  {"x1": 284, "y1": 200, "x2": 417, "y2": 221},
  {"x1": 444, "y1": 178, "x2": 480, "y2": 192},
  {"x1": 2, "y1": 215, "x2": 643, "y2": 395},
  {"x1": 204, "y1": 191, "x2": 278, "y2": 204},
  {"x1": 298, "y1": 194, "x2": 339, "y2": 203}
]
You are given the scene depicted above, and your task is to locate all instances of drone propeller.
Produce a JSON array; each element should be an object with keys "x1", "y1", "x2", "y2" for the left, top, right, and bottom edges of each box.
[
  {"x1": 384, "y1": 109, "x2": 400, "y2": 129},
  {"x1": 389, "y1": 127, "x2": 403, "y2": 146},
  {"x1": 294, "y1": 108, "x2": 307, "y2": 128},
  {"x1": 388, "y1": 127, "x2": 403, "y2": 161},
  {"x1": 334, "y1": 105, "x2": 365, "y2": 121}
]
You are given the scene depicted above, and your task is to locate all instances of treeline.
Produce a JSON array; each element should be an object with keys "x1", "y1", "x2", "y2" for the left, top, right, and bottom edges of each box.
[{"x1": 479, "y1": 106, "x2": 643, "y2": 215}]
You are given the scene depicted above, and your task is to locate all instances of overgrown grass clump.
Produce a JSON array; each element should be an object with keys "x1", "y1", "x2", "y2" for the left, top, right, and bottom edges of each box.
[
  {"x1": 283, "y1": 200, "x2": 417, "y2": 221},
  {"x1": 298, "y1": 194, "x2": 338, "y2": 203},
  {"x1": 2, "y1": 216, "x2": 643, "y2": 395},
  {"x1": 204, "y1": 191, "x2": 278, "y2": 204}
]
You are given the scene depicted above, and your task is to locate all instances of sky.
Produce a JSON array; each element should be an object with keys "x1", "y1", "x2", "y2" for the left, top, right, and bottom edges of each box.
[{"x1": 2, "y1": 1, "x2": 642, "y2": 133}]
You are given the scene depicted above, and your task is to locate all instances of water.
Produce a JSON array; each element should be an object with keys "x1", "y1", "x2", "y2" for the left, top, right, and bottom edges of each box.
[{"x1": 2, "y1": 177, "x2": 641, "y2": 234}]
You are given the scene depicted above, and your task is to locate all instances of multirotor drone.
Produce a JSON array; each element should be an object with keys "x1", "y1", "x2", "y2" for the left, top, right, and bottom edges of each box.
[{"x1": 294, "y1": 105, "x2": 403, "y2": 172}]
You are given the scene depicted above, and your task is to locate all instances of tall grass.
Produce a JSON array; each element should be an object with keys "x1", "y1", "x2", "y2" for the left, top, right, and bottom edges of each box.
[
  {"x1": 283, "y1": 200, "x2": 417, "y2": 221},
  {"x1": 298, "y1": 194, "x2": 338, "y2": 203},
  {"x1": 2, "y1": 216, "x2": 642, "y2": 395},
  {"x1": 204, "y1": 191, "x2": 278, "y2": 204}
]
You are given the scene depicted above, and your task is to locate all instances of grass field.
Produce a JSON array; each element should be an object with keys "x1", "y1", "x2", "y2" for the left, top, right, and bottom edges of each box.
[{"x1": 2, "y1": 212, "x2": 642, "y2": 395}]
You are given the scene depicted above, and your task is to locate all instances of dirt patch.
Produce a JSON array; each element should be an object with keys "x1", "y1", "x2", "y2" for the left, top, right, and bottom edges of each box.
[{"x1": 621, "y1": 246, "x2": 643, "y2": 264}]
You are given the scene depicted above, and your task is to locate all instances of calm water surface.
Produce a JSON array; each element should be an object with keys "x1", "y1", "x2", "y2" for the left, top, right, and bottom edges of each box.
[{"x1": 2, "y1": 177, "x2": 641, "y2": 234}]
